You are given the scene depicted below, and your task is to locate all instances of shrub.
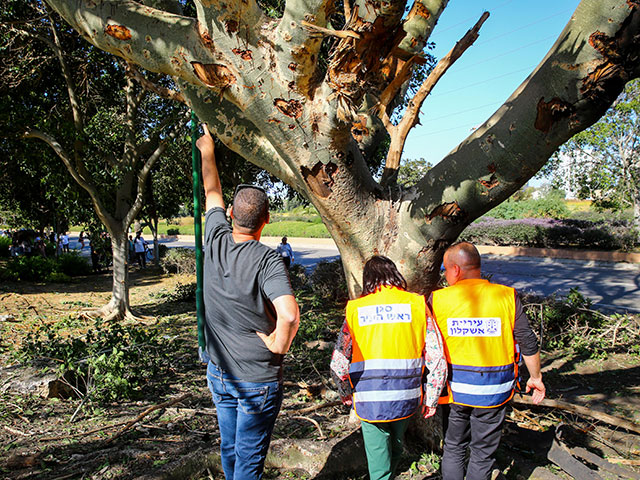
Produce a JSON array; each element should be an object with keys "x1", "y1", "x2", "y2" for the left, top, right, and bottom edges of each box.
[
  {"x1": 460, "y1": 217, "x2": 636, "y2": 250},
  {"x1": 487, "y1": 196, "x2": 569, "y2": 220},
  {"x1": 161, "y1": 248, "x2": 196, "y2": 275},
  {"x1": 45, "y1": 272, "x2": 72, "y2": 283},
  {"x1": 0, "y1": 236, "x2": 10, "y2": 257},
  {"x1": 288, "y1": 263, "x2": 309, "y2": 291},
  {"x1": 310, "y1": 259, "x2": 348, "y2": 302},
  {"x1": 167, "y1": 227, "x2": 180, "y2": 236},
  {"x1": 0, "y1": 251, "x2": 91, "y2": 282},
  {"x1": 152, "y1": 282, "x2": 196, "y2": 302},
  {"x1": 1, "y1": 256, "x2": 59, "y2": 281},
  {"x1": 157, "y1": 243, "x2": 169, "y2": 258},
  {"x1": 522, "y1": 289, "x2": 639, "y2": 358},
  {"x1": 57, "y1": 252, "x2": 92, "y2": 276}
]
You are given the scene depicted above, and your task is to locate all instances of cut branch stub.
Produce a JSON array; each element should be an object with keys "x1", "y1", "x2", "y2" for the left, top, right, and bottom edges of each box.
[
  {"x1": 410, "y1": 1, "x2": 431, "y2": 20},
  {"x1": 301, "y1": 162, "x2": 337, "y2": 198},
  {"x1": 226, "y1": 20, "x2": 238, "y2": 34},
  {"x1": 105, "y1": 24, "x2": 132, "y2": 41},
  {"x1": 351, "y1": 116, "x2": 369, "y2": 142},
  {"x1": 534, "y1": 97, "x2": 575, "y2": 134},
  {"x1": 274, "y1": 98, "x2": 303, "y2": 119},
  {"x1": 191, "y1": 62, "x2": 236, "y2": 88},
  {"x1": 479, "y1": 175, "x2": 499, "y2": 190},
  {"x1": 425, "y1": 202, "x2": 463, "y2": 224},
  {"x1": 579, "y1": 5, "x2": 640, "y2": 104}
]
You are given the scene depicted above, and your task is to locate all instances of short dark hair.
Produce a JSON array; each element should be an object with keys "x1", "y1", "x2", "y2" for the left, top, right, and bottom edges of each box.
[
  {"x1": 233, "y1": 187, "x2": 269, "y2": 232},
  {"x1": 361, "y1": 255, "x2": 407, "y2": 296}
]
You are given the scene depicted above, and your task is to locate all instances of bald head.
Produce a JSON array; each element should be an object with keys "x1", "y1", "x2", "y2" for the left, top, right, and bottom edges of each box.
[{"x1": 443, "y1": 242, "x2": 481, "y2": 284}]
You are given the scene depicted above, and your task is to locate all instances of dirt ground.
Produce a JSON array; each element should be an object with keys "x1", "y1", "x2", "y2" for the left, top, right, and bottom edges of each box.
[{"x1": 1, "y1": 268, "x2": 639, "y2": 480}]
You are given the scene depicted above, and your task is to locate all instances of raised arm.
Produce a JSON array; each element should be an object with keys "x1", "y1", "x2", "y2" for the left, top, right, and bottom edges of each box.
[
  {"x1": 256, "y1": 294, "x2": 300, "y2": 355},
  {"x1": 197, "y1": 124, "x2": 224, "y2": 212}
]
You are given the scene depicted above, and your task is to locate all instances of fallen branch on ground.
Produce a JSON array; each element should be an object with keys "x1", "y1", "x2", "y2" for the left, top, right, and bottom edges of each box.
[
  {"x1": 513, "y1": 395, "x2": 640, "y2": 435},
  {"x1": 284, "y1": 401, "x2": 342, "y2": 415},
  {"x1": 105, "y1": 393, "x2": 191, "y2": 444},
  {"x1": 291, "y1": 415, "x2": 325, "y2": 439},
  {"x1": 571, "y1": 446, "x2": 640, "y2": 479}
]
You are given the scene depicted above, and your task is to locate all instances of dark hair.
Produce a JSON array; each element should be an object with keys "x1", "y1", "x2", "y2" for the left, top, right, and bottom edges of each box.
[
  {"x1": 233, "y1": 187, "x2": 269, "y2": 232},
  {"x1": 361, "y1": 255, "x2": 407, "y2": 296}
]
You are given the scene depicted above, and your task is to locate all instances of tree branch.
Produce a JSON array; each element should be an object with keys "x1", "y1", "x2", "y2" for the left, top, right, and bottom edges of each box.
[
  {"x1": 399, "y1": 0, "x2": 449, "y2": 55},
  {"x1": 300, "y1": 21, "x2": 360, "y2": 40},
  {"x1": 45, "y1": 0, "x2": 228, "y2": 90},
  {"x1": 184, "y1": 84, "x2": 299, "y2": 187},
  {"x1": 411, "y1": 0, "x2": 640, "y2": 237},
  {"x1": 123, "y1": 113, "x2": 190, "y2": 230},
  {"x1": 274, "y1": 0, "x2": 333, "y2": 99},
  {"x1": 382, "y1": 11, "x2": 489, "y2": 185},
  {"x1": 23, "y1": 129, "x2": 115, "y2": 227},
  {"x1": 47, "y1": 8, "x2": 84, "y2": 133},
  {"x1": 125, "y1": 63, "x2": 186, "y2": 104}
]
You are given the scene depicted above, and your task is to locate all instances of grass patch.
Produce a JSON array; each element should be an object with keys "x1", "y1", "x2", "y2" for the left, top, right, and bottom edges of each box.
[{"x1": 262, "y1": 221, "x2": 330, "y2": 238}]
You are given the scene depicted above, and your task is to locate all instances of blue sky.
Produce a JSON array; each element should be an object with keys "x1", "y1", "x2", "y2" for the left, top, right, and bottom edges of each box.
[{"x1": 402, "y1": 0, "x2": 582, "y2": 167}]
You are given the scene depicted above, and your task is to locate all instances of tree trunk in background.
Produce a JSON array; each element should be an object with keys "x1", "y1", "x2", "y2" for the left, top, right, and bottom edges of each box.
[{"x1": 101, "y1": 229, "x2": 131, "y2": 321}]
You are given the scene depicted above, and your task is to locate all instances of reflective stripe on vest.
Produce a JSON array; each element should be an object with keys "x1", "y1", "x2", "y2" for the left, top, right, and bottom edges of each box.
[
  {"x1": 432, "y1": 279, "x2": 517, "y2": 408},
  {"x1": 346, "y1": 286, "x2": 426, "y2": 422}
]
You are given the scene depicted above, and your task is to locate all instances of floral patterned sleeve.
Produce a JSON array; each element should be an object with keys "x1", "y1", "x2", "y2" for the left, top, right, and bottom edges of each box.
[
  {"x1": 423, "y1": 309, "x2": 447, "y2": 407},
  {"x1": 330, "y1": 319, "x2": 353, "y2": 401}
]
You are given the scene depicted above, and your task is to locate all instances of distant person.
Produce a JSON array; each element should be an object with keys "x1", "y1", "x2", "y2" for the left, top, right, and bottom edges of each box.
[
  {"x1": 61, "y1": 232, "x2": 70, "y2": 253},
  {"x1": 197, "y1": 124, "x2": 300, "y2": 480},
  {"x1": 275, "y1": 236, "x2": 294, "y2": 268},
  {"x1": 91, "y1": 245, "x2": 101, "y2": 273},
  {"x1": 134, "y1": 232, "x2": 147, "y2": 268},
  {"x1": 78, "y1": 231, "x2": 85, "y2": 249},
  {"x1": 128, "y1": 235, "x2": 135, "y2": 263},
  {"x1": 331, "y1": 256, "x2": 447, "y2": 480},
  {"x1": 431, "y1": 242, "x2": 545, "y2": 480}
]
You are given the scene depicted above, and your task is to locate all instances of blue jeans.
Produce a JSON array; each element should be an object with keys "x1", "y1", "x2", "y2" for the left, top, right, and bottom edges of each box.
[{"x1": 207, "y1": 361, "x2": 283, "y2": 480}]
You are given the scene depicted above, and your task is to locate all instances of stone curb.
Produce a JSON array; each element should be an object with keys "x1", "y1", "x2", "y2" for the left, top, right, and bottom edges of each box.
[{"x1": 476, "y1": 245, "x2": 640, "y2": 264}]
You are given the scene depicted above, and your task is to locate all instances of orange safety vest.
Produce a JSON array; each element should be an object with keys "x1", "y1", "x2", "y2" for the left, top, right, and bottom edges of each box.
[
  {"x1": 346, "y1": 285, "x2": 427, "y2": 422},
  {"x1": 432, "y1": 279, "x2": 519, "y2": 408}
]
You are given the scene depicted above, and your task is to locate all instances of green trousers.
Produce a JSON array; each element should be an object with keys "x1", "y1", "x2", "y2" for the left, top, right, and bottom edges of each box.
[{"x1": 360, "y1": 417, "x2": 411, "y2": 480}]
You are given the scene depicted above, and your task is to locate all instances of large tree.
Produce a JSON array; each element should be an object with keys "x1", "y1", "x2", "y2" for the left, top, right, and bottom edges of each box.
[
  {"x1": 44, "y1": 0, "x2": 640, "y2": 296},
  {"x1": 544, "y1": 78, "x2": 640, "y2": 236}
]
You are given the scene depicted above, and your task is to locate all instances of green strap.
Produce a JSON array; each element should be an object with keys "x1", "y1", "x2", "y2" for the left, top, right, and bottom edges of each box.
[{"x1": 191, "y1": 112, "x2": 206, "y2": 350}]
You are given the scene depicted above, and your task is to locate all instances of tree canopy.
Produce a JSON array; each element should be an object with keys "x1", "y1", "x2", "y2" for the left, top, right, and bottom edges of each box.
[{"x1": 544, "y1": 78, "x2": 640, "y2": 233}]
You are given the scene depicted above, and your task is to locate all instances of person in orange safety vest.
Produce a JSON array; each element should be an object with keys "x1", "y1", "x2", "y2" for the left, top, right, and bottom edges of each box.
[
  {"x1": 331, "y1": 256, "x2": 447, "y2": 480},
  {"x1": 430, "y1": 242, "x2": 545, "y2": 480}
]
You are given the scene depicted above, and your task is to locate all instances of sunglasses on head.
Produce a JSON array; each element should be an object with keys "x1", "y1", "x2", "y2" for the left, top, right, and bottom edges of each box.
[{"x1": 233, "y1": 184, "x2": 266, "y2": 198}]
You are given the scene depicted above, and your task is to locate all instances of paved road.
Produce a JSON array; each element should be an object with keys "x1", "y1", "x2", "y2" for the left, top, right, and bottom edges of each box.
[
  {"x1": 482, "y1": 255, "x2": 639, "y2": 313},
  {"x1": 69, "y1": 234, "x2": 640, "y2": 313}
]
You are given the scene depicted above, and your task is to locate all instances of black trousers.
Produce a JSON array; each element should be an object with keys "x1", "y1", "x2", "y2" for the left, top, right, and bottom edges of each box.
[{"x1": 441, "y1": 403, "x2": 507, "y2": 480}]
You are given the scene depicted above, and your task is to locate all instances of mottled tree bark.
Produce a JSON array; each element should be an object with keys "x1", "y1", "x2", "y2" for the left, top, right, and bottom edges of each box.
[{"x1": 45, "y1": 0, "x2": 640, "y2": 297}]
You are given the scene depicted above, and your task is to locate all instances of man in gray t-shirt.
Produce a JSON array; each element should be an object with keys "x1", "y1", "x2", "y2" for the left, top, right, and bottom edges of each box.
[{"x1": 197, "y1": 125, "x2": 300, "y2": 480}]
